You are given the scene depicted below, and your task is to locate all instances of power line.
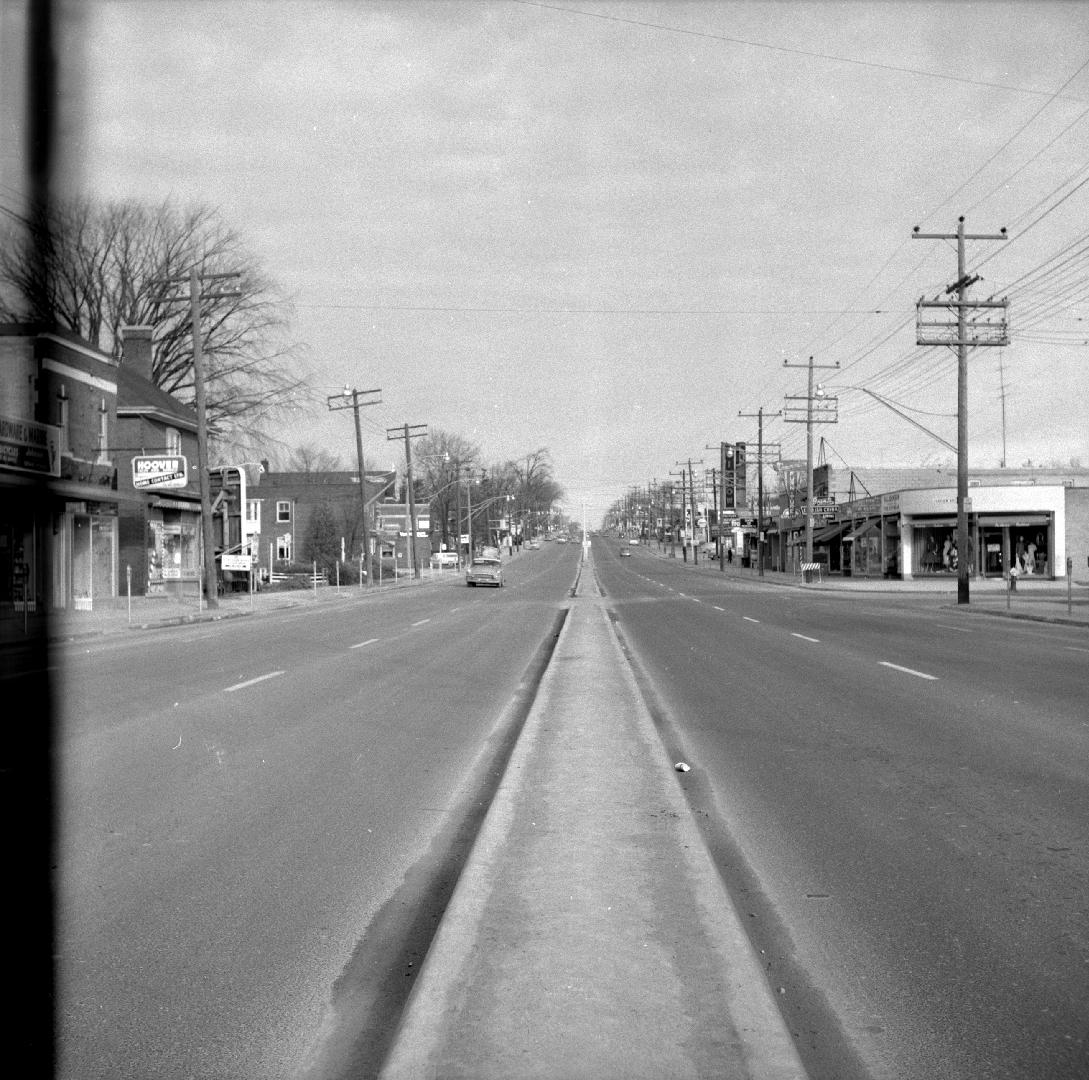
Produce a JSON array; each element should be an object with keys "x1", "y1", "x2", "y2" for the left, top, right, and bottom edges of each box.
[
  {"x1": 919, "y1": 54, "x2": 1089, "y2": 228},
  {"x1": 511, "y1": 0, "x2": 1085, "y2": 101}
]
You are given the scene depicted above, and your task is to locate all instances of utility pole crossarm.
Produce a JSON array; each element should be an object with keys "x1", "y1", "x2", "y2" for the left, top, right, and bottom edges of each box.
[
  {"x1": 783, "y1": 356, "x2": 840, "y2": 566},
  {"x1": 737, "y1": 407, "x2": 782, "y2": 577},
  {"x1": 911, "y1": 230, "x2": 1008, "y2": 241},
  {"x1": 911, "y1": 217, "x2": 1009, "y2": 606},
  {"x1": 329, "y1": 386, "x2": 383, "y2": 586},
  {"x1": 916, "y1": 299, "x2": 1009, "y2": 308}
]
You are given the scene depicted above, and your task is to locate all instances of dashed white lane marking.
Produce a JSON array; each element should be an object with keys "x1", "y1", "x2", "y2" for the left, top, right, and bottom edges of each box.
[
  {"x1": 935, "y1": 623, "x2": 973, "y2": 632},
  {"x1": 713, "y1": 605, "x2": 725, "y2": 612},
  {"x1": 225, "y1": 671, "x2": 284, "y2": 693},
  {"x1": 350, "y1": 638, "x2": 379, "y2": 649},
  {"x1": 1064, "y1": 646, "x2": 1089, "y2": 654},
  {"x1": 879, "y1": 661, "x2": 938, "y2": 681},
  {"x1": 691, "y1": 597, "x2": 702, "y2": 603},
  {"x1": 411, "y1": 618, "x2": 431, "y2": 627},
  {"x1": 792, "y1": 632, "x2": 820, "y2": 643},
  {"x1": 743, "y1": 616, "x2": 760, "y2": 623}
]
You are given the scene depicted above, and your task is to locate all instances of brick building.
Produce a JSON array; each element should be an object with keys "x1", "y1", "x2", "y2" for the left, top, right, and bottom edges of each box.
[
  {"x1": 250, "y1": 468, "x2": 401, "y2": 580},
  {"x1": 1, "y1": 325, "x2": 120, "y2": 614}
]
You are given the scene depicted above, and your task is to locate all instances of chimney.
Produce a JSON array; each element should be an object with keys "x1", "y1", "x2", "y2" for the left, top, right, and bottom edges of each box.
[{"x1": 120, "y1": 325, "x2": 155, "y2": 382}]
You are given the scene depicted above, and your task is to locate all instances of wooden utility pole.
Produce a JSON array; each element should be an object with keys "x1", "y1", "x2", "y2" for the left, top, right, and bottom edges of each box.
[
  {"x1": 388, "y1": 423, "x2": 427, "y2": 579},
  {"x1": 737, "y1": 408, "x2": 782, "y2": 577},
  {"x1": 153, "y1": 270, "x2": 240, "y2": 608},
  {"x1": 674, "y1": 459, "x2": 703, "y2": 563},
  {"x1": 667, "y1": 472, "x2": 684, "y2": 558},
  {"x1": 784, "y1": 357, "x2": 839, "y2": 568},
  {"x1": 913, "y1": 217, "x2": 1009, "y2": 605},
  {"x1": 328, "y1": 387, "x2": 381, "y2": 585}
]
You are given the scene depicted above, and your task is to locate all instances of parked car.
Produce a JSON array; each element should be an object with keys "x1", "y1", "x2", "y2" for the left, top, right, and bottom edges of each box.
[
  {"x1": 526, "y1": 539, "x2": 541, "y2": 550},
  {"x1": 429, "y1": 551, "x2": 459, "y2": 569},
  {"x1": 466, "y1": 556, "x2": 503, "y2": 587},
  {"x1": 619, "y1": 548, "x2": 632, "y2": 558}
]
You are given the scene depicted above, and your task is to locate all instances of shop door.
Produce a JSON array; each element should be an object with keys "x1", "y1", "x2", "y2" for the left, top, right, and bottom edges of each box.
[{"x1": 982, "y1": 529, "x2": 1005, "y2": 577}]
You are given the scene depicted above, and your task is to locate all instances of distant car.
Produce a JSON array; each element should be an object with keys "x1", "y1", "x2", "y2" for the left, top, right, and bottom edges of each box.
[
  {"x1": 466, "y1": 556, "x2": 503, "y2": 587},
  {"x1": 429, "y1": 551, "x2": 459, "y2": 569},
  {"x1": 619, "y1": 548, "x2": 632, "y2": 558},
  {"x1": 527, "y1": 539, "x2": 541, "y2": 550},
  {"x1": 480, "y1": 545, "x2": 501, "y2": 560},
  {"x1": 556, "y1": 536, "x2": 568, "y2": 544},
  {"x1": 628, "y1": 538, "x2": 640, "y2": 546}
]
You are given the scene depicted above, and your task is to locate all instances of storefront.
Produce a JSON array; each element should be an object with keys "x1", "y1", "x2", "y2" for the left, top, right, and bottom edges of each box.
[
  {"x1": 145, "y1": 498, "x2": 201, "y2": 596},
  {"x1": 67, "y1": 501, "x2": 118, "y2": 610},
  {"x1": 898, "y1": 486, "x2": 1065, "y2": 580},
  {"x1": 0, "y1": 481, "x2": 120, "y2": 615},
  {"x1": 842, "y1": 517, "x2": 884, "y2": 577},
  {"x1": 1, "y1": 487, "x2": 40, "y2": 617},
  {"x1": 773, "y1": 485, "x2": 1071, "y2": 581}
]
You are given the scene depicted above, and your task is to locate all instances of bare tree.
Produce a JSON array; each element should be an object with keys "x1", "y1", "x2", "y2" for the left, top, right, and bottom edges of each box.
[
  {"x1": 508, "y1": 447, "x2": 563, "y2": 538},
  {"x1": 415, "y1": 430, "x2": 481, "y2": 547},
  {"x1": 0, "y1": 195, "x2": 309, "y2": 452},
  {"x1": 275, "y1": 443, "x2": 345, "y2": 473}
]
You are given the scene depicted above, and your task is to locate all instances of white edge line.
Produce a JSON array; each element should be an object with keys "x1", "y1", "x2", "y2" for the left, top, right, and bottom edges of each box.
[
  {"x1": 350, "y1": 638, "x2": 380, "y2": 650},
  {"x1": 411, "y1": 618, "x2": 431, "y2": 627},
  {"x1": 879, "y1": 661, "x2": 938, "y2": 681},
  {"x1": 934, "y1": 623, "x2": 973, "y2": 632},
  {"x1": 225, "y1": 670, "x2": 284, "y2": 693}
]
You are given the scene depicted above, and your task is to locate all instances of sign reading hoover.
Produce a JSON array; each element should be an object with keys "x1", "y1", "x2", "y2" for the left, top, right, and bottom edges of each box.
[{"x1": 132, "y1": 455, "x2": 188, "y2": 489}]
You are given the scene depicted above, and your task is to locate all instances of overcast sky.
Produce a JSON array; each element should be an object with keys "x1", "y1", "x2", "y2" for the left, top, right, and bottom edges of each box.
[{"x1": 8, "y1": 1, "x2": 1089, "y2": 521}]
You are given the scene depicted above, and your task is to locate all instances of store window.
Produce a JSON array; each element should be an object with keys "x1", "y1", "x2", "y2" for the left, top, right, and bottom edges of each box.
[
  {"x1": 850, "y1": 524, "x2": 882, "y2": 577},
  {"x1": 1012, "y1": 530, "x2": 1048, "y2": 577},
  {"x1": 915, "y1": 526, "x2": 960, "y2": 575},
  {"x1": 72, "y1": 513, "x2": 116, "y2": 609},
  {"x1": 147, "y1": 512, "x2": 199, "y2": 594}
]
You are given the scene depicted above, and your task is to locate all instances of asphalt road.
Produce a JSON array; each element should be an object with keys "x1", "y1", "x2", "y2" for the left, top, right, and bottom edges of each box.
[
  {"x1": 52, "y1": 542, "x2": 583, "y2": 1080},
  {"x1": 596, "y1": 541, "x2": 1089, "y2": 1080}
]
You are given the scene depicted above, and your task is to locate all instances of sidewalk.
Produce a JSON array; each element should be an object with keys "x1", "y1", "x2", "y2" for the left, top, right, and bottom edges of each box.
[
  {"x1": 379, "y1": 555, "x2": 806, "y2": 1080},
  {"x1": 0, "y1": 569, "x2": 457, "y2": 650},
  {"x1": 642, "y1": 544, "x2": 1089, "y2": 627}
]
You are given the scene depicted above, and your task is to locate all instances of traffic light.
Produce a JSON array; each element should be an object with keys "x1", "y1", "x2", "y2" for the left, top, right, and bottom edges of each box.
[
  {"x1": 721, "y1": 443, "x2": 735, "y2": 509},
  {"x1": 734, "y1": 442, "x2": 747, "y2": 509}
]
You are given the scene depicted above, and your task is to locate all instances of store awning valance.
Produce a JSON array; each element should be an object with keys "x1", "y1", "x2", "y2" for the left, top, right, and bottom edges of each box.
[
  {"x1": 843, "y1": 517, "x2": 881, "y2": 542},
  {"x1": 812, "y1": 520, "x2": 850, "y2": 544}
]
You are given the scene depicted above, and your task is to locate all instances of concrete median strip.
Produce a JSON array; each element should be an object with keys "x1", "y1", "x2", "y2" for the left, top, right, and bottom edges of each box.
[{"x1": 379, "y1": 556, "x2": 807, "y2": 1080}]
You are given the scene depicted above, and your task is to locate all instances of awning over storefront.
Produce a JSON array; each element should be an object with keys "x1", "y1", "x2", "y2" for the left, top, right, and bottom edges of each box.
[
  {"x1": 812, "y1": 520, "x2": 850, "y2": 543},
  {"x1": 843, "y1": 517, "x2": 881, "y2": 542}
]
